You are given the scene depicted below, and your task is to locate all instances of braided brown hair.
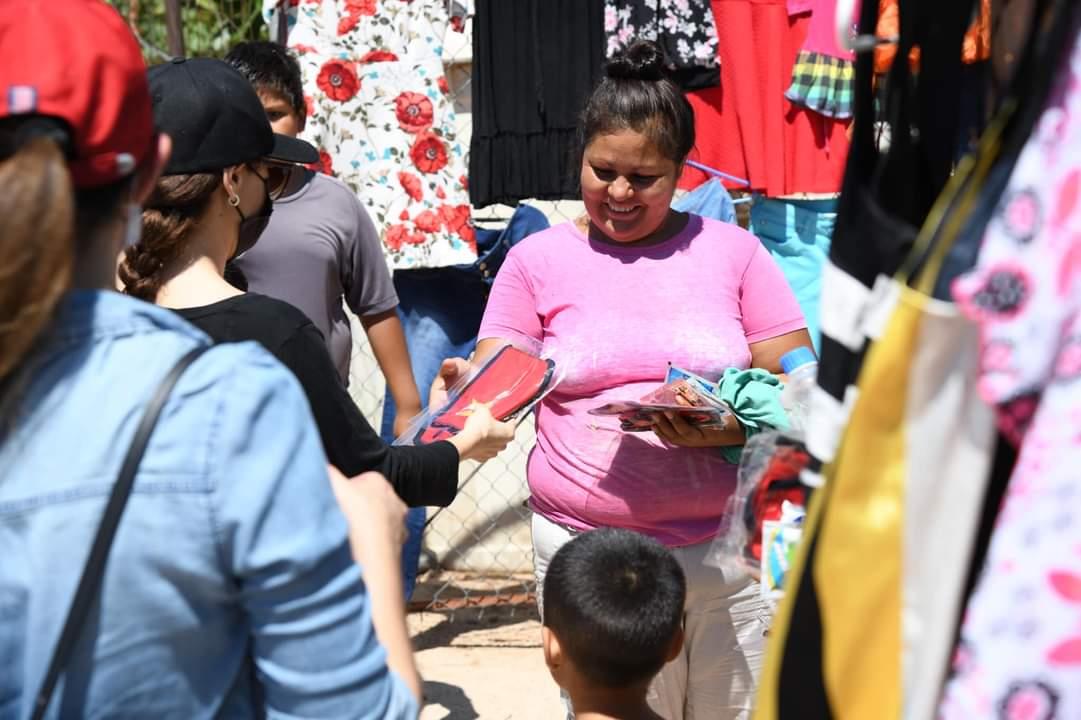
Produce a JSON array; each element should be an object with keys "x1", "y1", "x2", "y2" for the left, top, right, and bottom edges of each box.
[{"x1": 119, "y1": 173, "x2": 221, "y2": 301}]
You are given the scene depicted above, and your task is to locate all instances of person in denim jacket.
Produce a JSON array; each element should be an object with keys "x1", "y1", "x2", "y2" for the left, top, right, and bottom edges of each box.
[{"x1": 0, "y1": 2, "x2": 419, "y2": 718}]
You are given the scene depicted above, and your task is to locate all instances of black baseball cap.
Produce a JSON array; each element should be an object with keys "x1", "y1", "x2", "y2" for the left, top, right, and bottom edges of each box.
[{"x1": 148, "y1": 57, "x2": 317, "y2": 176}]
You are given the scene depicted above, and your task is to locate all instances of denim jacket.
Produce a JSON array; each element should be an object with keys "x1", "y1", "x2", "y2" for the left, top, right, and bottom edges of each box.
[{"x1": 0, "y1": 291, "x2": 417, "y2": 719}]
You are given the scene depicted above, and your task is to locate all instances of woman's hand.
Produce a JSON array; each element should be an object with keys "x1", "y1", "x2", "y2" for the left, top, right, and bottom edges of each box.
[
  {"x1": 651, "y1": 411, "x2": 745, "y2": 448},
  {"x1": 428, "y1": 357, "x2": 472, "y2": 410},
  {"x1": 449, "y1": 403, "x2": 517, "y2": 463},
  {"x1": 429, "y1": 341, "x2": 506, "y2": 410}
]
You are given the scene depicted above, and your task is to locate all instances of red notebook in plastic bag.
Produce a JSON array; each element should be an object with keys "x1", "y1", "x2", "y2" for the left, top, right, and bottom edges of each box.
[{"x1": 415, "y1": 345, "x2": 555, "y2": 444}]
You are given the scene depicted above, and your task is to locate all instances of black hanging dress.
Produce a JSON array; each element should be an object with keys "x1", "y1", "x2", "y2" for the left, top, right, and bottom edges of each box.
[{"x1": 469, "y1": 0, "x2": 606, "y2": 208}]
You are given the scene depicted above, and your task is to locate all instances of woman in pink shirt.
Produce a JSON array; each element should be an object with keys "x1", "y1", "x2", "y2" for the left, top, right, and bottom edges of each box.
[{"x1": 440, "y1": 40, "x2": 810, "y2": 719}]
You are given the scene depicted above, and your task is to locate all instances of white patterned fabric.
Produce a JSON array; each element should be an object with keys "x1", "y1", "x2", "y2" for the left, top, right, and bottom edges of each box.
[
  {"x1": 939, "y1": 17, "x2": 1081, "y2": 720},
  {"x1": 267, "y1": 0, "x2": 477, "y2": 270}
]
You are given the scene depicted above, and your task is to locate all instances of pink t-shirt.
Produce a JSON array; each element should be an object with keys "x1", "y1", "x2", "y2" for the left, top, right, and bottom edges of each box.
[{"x1": 478, "y1": 216, "x2": 806, "y2": 546}]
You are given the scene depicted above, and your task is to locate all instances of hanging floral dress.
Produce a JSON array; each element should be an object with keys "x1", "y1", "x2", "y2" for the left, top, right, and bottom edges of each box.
[
  {"x1": 267, "y1": 0, "x2": 477, "y2": 270},
  {"x1": 603, "y1": 0, "x2": 720, "y2": 90}
]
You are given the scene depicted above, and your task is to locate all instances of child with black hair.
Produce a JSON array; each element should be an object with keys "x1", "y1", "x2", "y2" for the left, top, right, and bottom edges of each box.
[
  {"x1": 543, "y1": 528, "x2": 687, "y2": 720},
  {"x1": 224, "y1": 41, "x2": 421, "y2": 433}
]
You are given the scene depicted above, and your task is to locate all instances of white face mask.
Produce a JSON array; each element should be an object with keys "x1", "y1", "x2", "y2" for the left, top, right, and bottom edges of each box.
[{"x1": 122, "y1": 202, "x2": 143, "y2": 248}]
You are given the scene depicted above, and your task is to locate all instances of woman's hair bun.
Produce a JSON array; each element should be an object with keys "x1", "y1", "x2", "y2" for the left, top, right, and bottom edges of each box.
[{"x1": 605, "y1": 40, "x2": 671, "y2": 82}]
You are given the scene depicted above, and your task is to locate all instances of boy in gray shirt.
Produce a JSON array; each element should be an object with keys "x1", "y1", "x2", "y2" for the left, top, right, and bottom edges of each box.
[{"x1": 227, "y1": 42, "x2": 422, "y2": 436}]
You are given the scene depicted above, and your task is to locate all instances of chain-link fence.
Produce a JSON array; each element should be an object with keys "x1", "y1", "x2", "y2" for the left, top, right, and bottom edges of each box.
[
  {"x1": 346, "y1": 323, "x2": 542, "y2": 613},
  {"x1": 111, "y1": 2, "x2": 584, "y2": 615}
]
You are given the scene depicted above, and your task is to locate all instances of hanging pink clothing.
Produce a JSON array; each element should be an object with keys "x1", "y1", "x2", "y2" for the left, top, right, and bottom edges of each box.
[
  {"x1": 798, "y1": 0, "x2": 853, "y2": 59},
  {"x1": 784, "y1": 0, "x2": 856, "y2": 119},
  {"x1": 939, "y1": 12, "x2": 1081, "y2": 718},
  {"x1": 679, "y1": 0, "x2": 850, "y2": 196}
]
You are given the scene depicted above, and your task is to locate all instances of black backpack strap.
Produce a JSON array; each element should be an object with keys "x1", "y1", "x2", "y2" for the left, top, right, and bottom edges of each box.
[{"x1": 30, "y1": 346, "x2": 209, "y2": 720}]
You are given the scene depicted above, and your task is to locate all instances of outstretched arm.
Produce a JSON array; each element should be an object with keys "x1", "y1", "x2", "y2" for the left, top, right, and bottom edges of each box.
[{"x1": 362, "y1": 309, "x2": 423, "y2": 439}]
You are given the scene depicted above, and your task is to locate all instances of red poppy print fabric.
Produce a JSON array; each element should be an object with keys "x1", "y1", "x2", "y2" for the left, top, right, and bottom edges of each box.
[
  {"x1": 316, "y1": 60, "x2": 360, "y2": 101},
  {"x1": 359, "y1": 49, "x2": 398, "y2": 63},
  {"x1": 397, "y1": 171, "x2": 423, "y2": 201},
  {"x1": 274, "y1": 0, "x2": 476, "y2": 269},
  {"x1": 939, "y1": 16, "x2": 1081, "y2": 719},
  {"x1": 395, "y1": 92, "x2": 434, "y2": 133},
  {"x1": 408, "y1": 133, "x2": 448, "y2": 173},
  {"x1": 310, "y1": 149, "x2": 334, "y2": 176}
]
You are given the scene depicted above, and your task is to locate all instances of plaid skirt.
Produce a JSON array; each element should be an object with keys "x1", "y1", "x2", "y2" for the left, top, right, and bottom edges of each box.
[{"x1": 784, "y1": 51, "x2": 855, "y2": 120}]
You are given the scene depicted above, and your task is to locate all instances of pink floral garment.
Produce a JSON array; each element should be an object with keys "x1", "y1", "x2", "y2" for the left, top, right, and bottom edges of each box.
[
  {"x1": 939, "y1": 17, "x2": 1081, "y2": 720},
  {"x1": 267, "y1": 0, "x2": 477, "y2": 270},
  {"x1": 604, "y1": 0, "x2": 719, "y2": 89}
]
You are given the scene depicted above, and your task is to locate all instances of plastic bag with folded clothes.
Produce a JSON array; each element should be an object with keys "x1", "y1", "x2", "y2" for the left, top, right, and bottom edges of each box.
[{"x1": 707, "y1": 431, "x2": 812, "y2": 601}]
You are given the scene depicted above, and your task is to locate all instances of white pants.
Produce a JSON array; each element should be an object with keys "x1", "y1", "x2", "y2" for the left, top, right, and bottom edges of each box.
[{"x1": 532, "y1": 513, "x2": 770, "y2": 720}]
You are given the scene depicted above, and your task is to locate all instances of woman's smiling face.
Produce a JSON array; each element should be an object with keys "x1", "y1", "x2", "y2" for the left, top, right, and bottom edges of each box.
[{"x1": 580, "y1": 129, "x2": 681, "y2": 244}]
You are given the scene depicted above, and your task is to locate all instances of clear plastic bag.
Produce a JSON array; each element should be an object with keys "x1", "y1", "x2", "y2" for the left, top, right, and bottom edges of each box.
[
  {"x1": 393, "y1": 337, "x2": 564, "y2": 446},
  {"x1": 705, "y1": 431, "x2": 811, "y2": 600}
]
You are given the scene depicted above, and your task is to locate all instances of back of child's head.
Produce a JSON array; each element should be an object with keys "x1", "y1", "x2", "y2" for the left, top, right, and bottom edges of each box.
[
  {"x1": 543, "y1": 528, "x2": 686, "y2": 689},
  {"x1": 225, "y1": 41, "x2": 305, "y2": 119}
]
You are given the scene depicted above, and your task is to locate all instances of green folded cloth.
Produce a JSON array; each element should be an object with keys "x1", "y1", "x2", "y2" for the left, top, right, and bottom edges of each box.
[{"x1": 714, "y1": 368, "x2": 790, "y2": 464}]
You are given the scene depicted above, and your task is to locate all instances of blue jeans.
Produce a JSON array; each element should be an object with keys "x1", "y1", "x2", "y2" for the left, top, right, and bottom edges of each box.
[
  {"x1": 381, "y1": 267, "x2": 489, "y2": 600},
  {"x1": 749, "y1": 196, "x2": 838, "y2": 351}
]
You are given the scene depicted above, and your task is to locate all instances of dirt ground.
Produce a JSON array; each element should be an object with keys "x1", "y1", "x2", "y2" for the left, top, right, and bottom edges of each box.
[{"x1": 408, "y1": 573, "x2": 564, "y2": 720}]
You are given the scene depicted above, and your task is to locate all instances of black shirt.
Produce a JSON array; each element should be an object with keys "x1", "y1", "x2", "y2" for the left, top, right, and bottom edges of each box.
[{"x1": 174, "y1": 293, "x2": 459, "y2": 507}]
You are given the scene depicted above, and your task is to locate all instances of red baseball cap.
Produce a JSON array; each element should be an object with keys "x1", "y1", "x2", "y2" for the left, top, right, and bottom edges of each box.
[{"x1": 0, "y1": 0, "x2": 156, "y2": 188}]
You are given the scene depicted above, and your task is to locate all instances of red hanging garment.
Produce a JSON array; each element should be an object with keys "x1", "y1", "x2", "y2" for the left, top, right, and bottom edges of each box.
[{"x1": 680, "y1": 0, "x2": 851, "y2": 196}]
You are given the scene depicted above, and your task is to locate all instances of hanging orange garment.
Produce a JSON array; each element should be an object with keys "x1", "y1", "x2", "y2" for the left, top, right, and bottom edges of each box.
[
  {"x1": 874, "y1": 0, "x2": 991, "y2": 74},
  {"x1": 961, "y1": 0, "x2": 992, "y2": 63}
]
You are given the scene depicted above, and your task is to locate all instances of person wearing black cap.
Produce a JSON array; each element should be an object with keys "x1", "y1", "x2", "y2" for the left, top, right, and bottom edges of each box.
[
  {"x1": 119, "y1": 56, "x2": 314, "y2": 300},
  {"x1": 119, "y1": 58, "x2": 516, "y2": 511},
  {"x1": 1, "y1": 3, "x2": 421, "y2": 719}
]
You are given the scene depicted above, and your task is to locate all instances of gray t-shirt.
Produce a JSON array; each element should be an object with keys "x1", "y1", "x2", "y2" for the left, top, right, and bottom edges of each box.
[{"x1": 236, "y1": 170, "x2": 397, "y2": 382}]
